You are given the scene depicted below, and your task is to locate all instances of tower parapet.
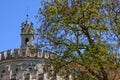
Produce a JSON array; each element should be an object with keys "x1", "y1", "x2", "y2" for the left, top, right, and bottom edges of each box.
[{"x1": 0, "y1": 48, "x2": 54, "y2": 61}]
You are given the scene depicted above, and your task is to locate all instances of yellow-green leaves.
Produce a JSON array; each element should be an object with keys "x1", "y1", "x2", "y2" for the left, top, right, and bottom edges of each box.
[
  {"x1": 90, "y1": 9, "x2": 99, "y2": 15},
  {"x1": 38, "y1": 0, "x2": 120, "y2": 79},
  {"x1": 100, "y1": 25, "x2": 108, "y2": 31},
  {"x1": 53, "y1": 25, "x2": 59, "y2": 30},
  {"x1": 56, "y1": 0, "x2": 62, "y2": 6},
  {"x1": 46, "y1": 6, "x2": 58, "y2": 14},
  {"x1": 90, "y1": 24, "x2": 96, "y2": 28}
]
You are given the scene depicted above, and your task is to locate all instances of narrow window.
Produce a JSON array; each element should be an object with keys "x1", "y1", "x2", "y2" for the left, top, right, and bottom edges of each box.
[{"x1": 25, "y1": 38, "x2": 29, "y2": 45}]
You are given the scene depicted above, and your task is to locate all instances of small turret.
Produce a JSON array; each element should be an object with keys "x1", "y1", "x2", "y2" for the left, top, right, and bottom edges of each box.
[{"x1": 21, "y1": 14, "x2": 34, "y2": 48}]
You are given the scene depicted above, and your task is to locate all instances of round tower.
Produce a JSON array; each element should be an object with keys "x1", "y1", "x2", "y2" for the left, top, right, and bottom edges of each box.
[{"x1": 0, "y1": 15, "x2": 56, "y2": 80}]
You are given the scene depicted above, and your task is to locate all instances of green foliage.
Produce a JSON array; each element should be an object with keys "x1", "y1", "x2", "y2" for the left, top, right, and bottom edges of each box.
[{"x1": 37, "y1": 0, "x2": 120, "y2": 80}]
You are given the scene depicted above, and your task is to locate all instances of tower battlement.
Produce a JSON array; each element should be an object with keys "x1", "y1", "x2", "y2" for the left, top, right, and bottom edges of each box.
[{"x1": 0, "y1": 48, "x2": 53, "y2": 61}]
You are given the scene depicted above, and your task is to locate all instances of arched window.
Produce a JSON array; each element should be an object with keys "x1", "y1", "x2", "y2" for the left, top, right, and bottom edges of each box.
[{"x1": 25, "y1": 38, "x2": 29, "y2": 45}]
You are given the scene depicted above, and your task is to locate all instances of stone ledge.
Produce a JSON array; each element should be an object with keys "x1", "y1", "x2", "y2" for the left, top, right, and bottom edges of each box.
[{"x1": 0, "y1": 57, "x2": 48, "y2": 65}]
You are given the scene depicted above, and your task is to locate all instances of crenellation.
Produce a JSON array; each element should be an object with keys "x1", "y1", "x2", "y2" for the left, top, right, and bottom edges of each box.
[
  {"x1": 37, "y1": 50, "x2": 43, "y2": 58},
  {"x1": 0, "y1": 48, "x2": 55, "y2": 60},
  {"x1": 14, "y1": 49, "x2": 20, "y2": 58},
  {"x1": 1, "y1": 52, "x2": 5, "y2": 60},
  {"x1": 50, "y1": 53, "x2": 55, "y2": 59},
  {"x1": 10, "y1": 50, "x2": 15, "y2": 58},
  {"x1": 7, "y1": 50, "x2": 12, "y2": 59},
  {"x1": 0, "y1": 53, "x2": 1, "y2": 61},
  {"x1": 30, "y1": 48, "x2": 37, "y2": 57},
  {"x1": 20, "y1": 48, "x2": 27, "y2": 57},
  {"x1": 26, "y1": 47, "x2": 31, "y2": 57},
  {"x1": 44, "y1": 51, "x2": 50, "y2": 59},
  {"x1": 3, "y1": 51, "x2": 7, "y2": 60}
]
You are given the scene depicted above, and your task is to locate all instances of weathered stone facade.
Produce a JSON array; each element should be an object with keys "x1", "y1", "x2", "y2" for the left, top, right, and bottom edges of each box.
[
  {"x1": 0, "y1": 47, "x2": 52, "y2": 80},
  {"x1": 0, "y1": 18, "x2": 53, "y2": 80}
]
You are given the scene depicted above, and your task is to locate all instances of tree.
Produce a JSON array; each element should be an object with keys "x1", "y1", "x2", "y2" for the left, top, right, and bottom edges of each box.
[{"x1": 37, "y1": 0, "x2": 120, "y2": 80}]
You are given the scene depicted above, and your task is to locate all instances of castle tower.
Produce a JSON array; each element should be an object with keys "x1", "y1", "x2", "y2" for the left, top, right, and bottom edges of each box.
[{"x1": 21, "y1": 14, "x2": 34, "y2": 48}]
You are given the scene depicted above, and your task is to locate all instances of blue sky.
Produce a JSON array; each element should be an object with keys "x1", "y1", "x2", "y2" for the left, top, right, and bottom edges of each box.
[{"x1": 0, "y1": 0, "x2": 41, "y2": 51}]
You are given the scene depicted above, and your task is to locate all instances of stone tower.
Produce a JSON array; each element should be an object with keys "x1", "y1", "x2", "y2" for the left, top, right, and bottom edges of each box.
[{"x1": 21, "y1": 15, "x2": 34, "y2": 48}]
